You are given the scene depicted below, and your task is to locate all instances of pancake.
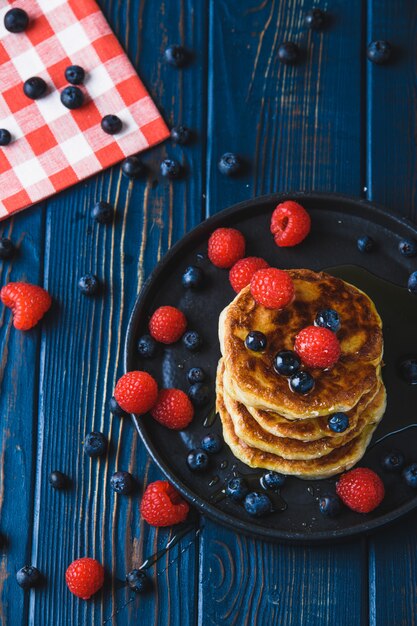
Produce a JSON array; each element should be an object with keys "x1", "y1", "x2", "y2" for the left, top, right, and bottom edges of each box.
[{"x1": 220, "y1": 269, "x2": 383, "y2": 419}]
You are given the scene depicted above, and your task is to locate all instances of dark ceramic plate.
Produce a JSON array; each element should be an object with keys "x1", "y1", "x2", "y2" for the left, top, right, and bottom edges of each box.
[{"x1": 125, "y1": 192, "x2": 417, "y2": 543}]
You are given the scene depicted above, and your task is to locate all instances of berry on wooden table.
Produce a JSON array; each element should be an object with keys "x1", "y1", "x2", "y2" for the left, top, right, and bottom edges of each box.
[
  {"x1": 16, "y1": 565, "x2": 42, "y2": 589},
  {"x1": 4, "y1": 8, "x2": 29, "y2": 33},
  {"x1": 229, "y1": 257, "x2": 269, "y2": 293},
  {"x1": 0, "y1": 282, "x2": 51, "y2": 330},
  {"x1": 65, "y1": 557, "x2": 104, "y2": 600},
  {"x1": 160, "y1": 158, "x2": 182, "y2": 178},
  {"x1": 0, "y1": 129, "x2": 12, "y2": 146},
  {"x1": 164, "y1": 45, "x2": 188, "y2": 67},
  {"x1": 65, "y1": 65, "x2": 85, "y2": 85},
  {"x1": 110, "y1": 471, "x2": 135, "y2": 494},
  {"x1": 48, "y1": 470, "x2": 69, "y2": 490},
  {"x1": 250, "y1": 268, "x2": 295, "y2": 309},
  {"x1": 23, "y1": 77, "x2": 47, "y2": 99},
  {"x1": 336, "y1": 467, "x2": 385, "y2": 513},
  {"x1": 140, "y1": 480, "x2": 189, "y2": 526},
  {"x1": 149, "y1": 305, "x2": 187, "y2": 344},
  {"x1": 91, "y1": 200, "x2": 114, "y2": 224},
  {"x1": 114, "y1": 371, "x2": 158, "y2": 414},
  {"x1": 305, "y1": 8, "x2": 326, "y2": 30},
  {"x1": 208, "y1": 227, "x2": 246, "y2": 268},
  {"x1": 126, "y1": 569, "x2": 148, "y2": 593},
  {"x1": 271, "y1": 201, "x2": 311, "y2": 247},
  {"x1": 83, "y1": 432, "x2": 108, "y2": 458},
  {"x1": 151, "y1": 388, "x2": 194, "y2": 429},
  {"x1": 367, "y1": 40, "x2": 391, "y2": 64},
  {"x1": 109, "y1": 396, "x2": 128, "y2": 418},
  {"x1": 277, "y1": 42, "x2": 300, "y2": 64},
  {"x1": 121, "y1": 156, "x2": 146, "y2": 179},
  {"x1": 78, "y1": 274, "x2": 99, "y2": 296},
  {"x1": 218, "y1": 152, "x2": 242, "y2": 176},
  {"x1": 295, "y1": 325, "x2": 341, "y2": 369},
  {"x1": 0, "y1": 237, "x2": 16, "y2": 259},
  {"x1": 101, "y1": 115, "x2": 122, "y2": 134},
  {"x1": 171, "y1": 125, "x2": 191, "y2": 144}
]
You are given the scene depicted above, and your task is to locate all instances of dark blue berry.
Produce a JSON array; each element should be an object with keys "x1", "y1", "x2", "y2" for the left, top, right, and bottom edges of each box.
[
  {"x1": 399, "y1": 358, "x2": 417, "y2": 384},
  {"x1": 289, "y1": 371, "x2": 315, "y2": 394},
  {"x1": 218, "y1": 152, "x2": 241, "y2": 176},
  {"x1": 187, "y1": 367, "x2": 206, "y2": 384},
  {"x1": 403, "y1": 463, "x2": 417, "y2": 488},
  {"x1": 4, "y1": 8, "x2": 29, "y2": 33},
  {"x1": 278, "y1": 42, "x2": 300, "y2": 64},
  {"x1": 171, "y1": 125, "x2": 191, "y2": 144},
  {"x1": 65, "y1": 65, "x2": 85, "y2": 85},
  {"x1": 61, "y1": 86, "x2": 84, "y2": 109},
  {"x1": 48, "y1": 470, "x2": 68, "y2": 490},
  {"x1": 84, "y1": 432, "x2": 108, "y2": 457},
  {"x1": 319, "y1": 495, "x2": 341, "y2": 518},
  {"x1": 16, "y1": 565, "x2": 42, "y2": 589},
  {"x1": 408, "y1": 271, "x2": 417, "y2": 294},
  {"x1": 110, "y1": 471, "x2": 135, "y2": 494},
  {"x1": 399, "y1": 239, "x2": 417, "y2": 257},
  {"x1": 160, "y1": 159, "x2": 181, "y2": 178},
  {"x1": 137, "y1": 334, "x2": 157, "y2": 358},
  {"x1": 91, "y1": 200, "x2": 113, "y2": 224},
  {"x1": 122, "y1": 156, "x2": 146, "y2": 179},
  {"x1": 244, "y1": 492, "x2": 272, "y2": 516},
  {"x1": 305, "y1": 8, "x2": 326, "y2": 30},
  {"x1": 188, "y1": 383, "x2": 210, "y2": 407},
  {"x1": 0, "y1": 129, "x2": 12, "y2": 146},
  {"x1": 182, "y1": 330, "x2": 202, "y2": 352},
  {"x1": 244, "y1": 331, "x2": 267, "y2": 352},
  {"x1": 0, "y1": 238, "x2": 16, "y2": 260},
  {"x1": 109, "y1": 396, "x2": 128, "y2": 417},
  {"x1": 126, "y1": 569, "x2": 148, "y2": 593},
  {"x1": 201, "y1": 433, "x2": 223, "y2": 454},
  {"x1": 226, "y1": 477, "x2": 249, "y2": 501},
  {"x1": 367, "y1": 40, "x2": 391, "y2": 64},
  {"x1": 274, "y1": 350, "x2": 301, "y2": 376},
  {"x1": 381, "y1": 450, "x2": 405, "y2": 472},
  {"x1": 182, "y1": 265, "x2": 204, "y2": 289},
  {"x1": 261, "y1": 471, "x2": 286, "y2": 490},
  {"x1": 328, "y1": 412, "x2": 349, "y2": 433},
  {"x1": 315, "y1": 309, "x2": 341, "y2": 333},
  {"x1": 357, "y1": 235, "x2": 375, "y2": 252},
  {"x1": 164, "y1": 45, "x2": 188, "y2": 67},
  {"x1": 23, "y1": 77, "x2": 47, "y2": 100},
  {"x1": 101, "y1": 115, "x2": 122, "y2": 134},
  {"x1": 187, "y1": 448, "x2": 209, "y2": 472},
  {"x1": 78, "y1": 273, "x2": 99, "y2": 296}
]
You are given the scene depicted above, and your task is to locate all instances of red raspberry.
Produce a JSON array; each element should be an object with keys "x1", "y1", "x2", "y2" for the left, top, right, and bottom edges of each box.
[
  {"x1": 271, "y1": 201, "x2": 311, "y2": 247},
  {"x1": 250, "y1": 268, "x2": 294, "y2": 309},
  {"x1": 149, "y1": 306, "x2": 187, "y2": 344},
  {"x1": 0, "y1": 282, "x2": 52, "y2": 330},
  {"x1": 229, "y1": 257, "x2": 270, "y2": 293},
  {"x1": 336, "y1": 467, "x2": 385, "y2": 513},
  {"x1": 151, "y1": 388, "x2": 194, "y2": 429},
  {"x1": 208, "y1": 228, "x2": 246, "y2": 268},
  {"x1": 114, "y1": 371, "x2": 158, "y2": 414},
  {"x1": 65, "y1": 557, "x2": 104, "y2": 600},
  {"x1": 294, "y1": 325, "x2": 341, "y2": 369},
  {"x1": 140, "y1": 480, "x2": 189, "y2": 527}
]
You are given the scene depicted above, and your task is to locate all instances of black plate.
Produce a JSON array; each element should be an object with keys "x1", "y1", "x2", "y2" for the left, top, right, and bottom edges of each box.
[{"x1": 125, "y1": 192, "x2": 417, "y2": 543}]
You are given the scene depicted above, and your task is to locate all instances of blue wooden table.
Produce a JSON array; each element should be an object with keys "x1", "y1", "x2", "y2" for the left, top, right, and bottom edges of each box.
[{"x1": 1, "y1": 1, "x2": 417, "y2": 624}]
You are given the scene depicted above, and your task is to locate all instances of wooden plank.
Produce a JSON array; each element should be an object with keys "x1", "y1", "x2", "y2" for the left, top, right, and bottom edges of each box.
[
  {"x1": 199, "y1": 2, "x2": 368, "y2": 624},
  {"x1": 28, "y1": 0, "x2": 206, "y2": 624}
]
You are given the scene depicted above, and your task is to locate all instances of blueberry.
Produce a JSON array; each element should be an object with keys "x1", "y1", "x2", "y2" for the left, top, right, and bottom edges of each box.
[
  {"x1": 65, "y1": 65, "x2": 85, "y2": 85},
  {"x1": 244, "y1": 331, "x2": 267, "y2": 352},
  {"x1": 0, "y1": 238, "x2": 16, "y2": 260},
  {"x1": 274, "y1": 350, "x2": 301, "y2": 376},
  {"x1": 187, "y1": 448, "x2": 209, "y2": 472},
  {"x1": 187, "y1": 367, "x2": 206, "y2": 384},
  {"x1": 381, "y1": 449, "x2": 405, "y2": 472},
  {"x1": 399, "y1": 239, "x2": 417, "y2": 257},
  {"x1": 164, "y1": 45, "x2": 188, "y2": 67},
  {"x1": 101, "y1": 115, "x2": 123, "y2": 135},
  {"x1": 328, "y1": 412, "x2": 349, "y2": 433},
  {"x1": 367, "y1": 40, "x2": 391, "y2": 64},
  {"x1": 408, "y1": 271, "x2": 417, "y2": 294},
  {"x1": 244, "y1": 492, "x2": 272, "y2": 516},
  {"x1": 110, "y1": 471, "x2": 135, "y2": 494},
  {"x1": 319, "y1": 495, "x2": 341, "y2": 518},
  {"x1": 0, "y1": 129, "x2": 12, "y2": 146},
  {"x1": 91, "y1": 200, "x2": 114, "y2": 224},
  {"x1": 315, "y1": 308, "x2": 341, "y2": 333},
  {"x1": 226, "y1": 477, "x2": 249, "y2": 501},
  {"x1": 182, "y1": 330, "x2": 202, "y2": 352},
  {"x1": 23, "y1": 77, "x2": 47, "y2": 100},
  {"x1": 261, "y1": 471, "x2": 286, "y2": 490},
  {"x1": 78, "y1": 273, "x2": 99, "y2": 296},
  {"x1": 357, "y1": 235, "x2": 375, "y2": 253},
  {"x1": 61, "y1": 86, "x2": 84, "y2": 109},
  {"x1": 201, "y1": 433, "x2": 223, "y2": 454},
  {"x1": 289, "y1": 371, "x2": 315, "y2": 394},
  {"x1": 277, "y1": 42, "x2": 300, "y2": 64},
  {"x1": 182, "y1": 265, "x2": 204, "y2": 289},
  {"x1": 160, "y1": 159, "x2": 181, "y2": 178},
  {"x1": 16, "y1": 565, "x2": 42, "y2": 590},
  {"x1": 403, "y1": 463, "x2": 417, "y2": 488},
  {"x1": 171, "y1": 125, "x2": 191, "y2": 144},
  {"x1": 305, "y1": 8, "x2": 326, "y2": 30},
  {"x1": 121, "y1": 156, "x2": 146, "y2": 179},
  {"x1": 84, "y1": 431, "x2": 108, "y2": 457},
  {"x1": 188, "y1": 383, "x2": 210, "y2": 407},
  {"x1": 399, "y1": 358, "x2": 417, "y2": 384},
  {"x1": 137, "y1": 334, "x2": 157, "y2": 358},
  {"x1": 48, "y1": 470, "x2": 68, "y2": 490},
  {"x1": 109, "y1": 396, "x2": 128, "y2": 417},
  {"x1": 126, "y1": 569, "x2": 148, "y2": 593},
  {"x1": 4, "y1": 8, "x2": 29, "y2": 33},
  {"x1": 218, "y1": 152, "x2": 241, "y2": 176}
]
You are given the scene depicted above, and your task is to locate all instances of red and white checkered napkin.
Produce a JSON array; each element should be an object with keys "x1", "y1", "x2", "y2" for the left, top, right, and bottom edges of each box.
[{"x1": 0, "y1": 0, "x2": 169, "y2": 219}]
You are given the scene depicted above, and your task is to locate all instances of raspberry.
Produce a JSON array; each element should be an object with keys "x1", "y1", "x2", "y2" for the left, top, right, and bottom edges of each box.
[
  {"x1": 208, "y1": 228, "x2": 245, "y2": 268},
  {"x1": 250, "y1": 268, "x2": 294, "y2": 309},
  {"x1": 294, "y1": 325, "x2": 341, "y2": 369},
  {"x1": 271, "y1": 201, "x2": 311, "y2": 247},
  {"x1": 140, "y1": 480, "x2": 189, "y2": 526},
  {"x1": 149, "y1": 306, "x2": 187, "y2": 344},
  {"x1": 114, "y1": 371, "x2": 158, "y2": 414},
  {"x1": 0, "y1": 282, "x2": 52, "y2": 330},
  {"x1": 336, "y1": 467, "x2": 385, "y2": 513},
  {"x1": 65, "y1": 557, "x2": 104, "y2": 600},
  {"x1": 229, "y1": 257, "x2": 270, "y2": 293},
  {"x1": 151, "y1": 388, "x2": 194, "y2": 429}
]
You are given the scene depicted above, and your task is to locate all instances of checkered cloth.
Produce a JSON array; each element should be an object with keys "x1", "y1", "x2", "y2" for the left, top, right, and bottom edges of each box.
[{"x1": 0, "y1": 0, "x2": 169, "y2": 219}]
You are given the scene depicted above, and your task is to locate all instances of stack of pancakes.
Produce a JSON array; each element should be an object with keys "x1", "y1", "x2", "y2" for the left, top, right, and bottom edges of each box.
[{"x1": 216, "y1": 269, "x2": 386, "y2": 479}]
